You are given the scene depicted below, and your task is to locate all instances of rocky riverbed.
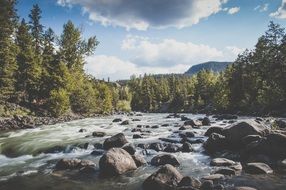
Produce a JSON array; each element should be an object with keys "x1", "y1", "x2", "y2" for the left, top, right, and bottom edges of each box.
[{"x1": 0, "y1": 113, "x2": 285, "y2": 190}]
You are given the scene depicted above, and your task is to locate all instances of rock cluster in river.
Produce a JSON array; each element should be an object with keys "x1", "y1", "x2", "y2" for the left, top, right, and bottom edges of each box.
[{"x1": 50, "y1": 114, "x2": 286, "y2": 190}]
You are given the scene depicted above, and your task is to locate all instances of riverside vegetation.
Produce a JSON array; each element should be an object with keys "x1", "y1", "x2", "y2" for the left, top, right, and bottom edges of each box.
[{"x1": 1, "y1": 1, "x2": 286, "y2": 123}]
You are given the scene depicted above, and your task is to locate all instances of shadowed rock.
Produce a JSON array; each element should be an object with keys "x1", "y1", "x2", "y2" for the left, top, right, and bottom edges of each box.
[
  {"x1": 244, "y1": 162, "x2": 273, "y2": 174},
  {"x1": 151, "y1": 154, "x2": 180, "y2": 166}
]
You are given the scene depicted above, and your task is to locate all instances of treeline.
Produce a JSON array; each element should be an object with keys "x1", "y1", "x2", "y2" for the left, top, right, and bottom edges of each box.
[
  {"x1": 0, "y1": 1, "x2": 130, "y2": 117},
  {"x1": 129, "y1": 22, "x2": 286, "y2": 116}
]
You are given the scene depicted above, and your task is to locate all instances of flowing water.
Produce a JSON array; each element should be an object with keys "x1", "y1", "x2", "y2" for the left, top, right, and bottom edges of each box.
[{"x1": 0, "y1": 113, "x2": 285, "y2": 190}]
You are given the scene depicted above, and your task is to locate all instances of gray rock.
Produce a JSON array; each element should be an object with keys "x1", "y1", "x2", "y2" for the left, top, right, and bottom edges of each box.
[
  {"x1": 210, "y1": 158, "x2": 236, "y2": 167},
  {"x1": 55, "y1": 158, "x2": 95, "y2": 170},
  {"x1": 120, "y1": 120, "x2": 130, "y2": 125},
  {"x1": 132, "y1": 154, "x2": 146, "y2": 167},
  {"x1": 178, "y1": 176, "x2": 201, "y2": 189},
  {"x1": 142, "y1": 164, "x2": 183, "y2": 190},
  {"x1": 103, "y1": 133, "x2": 128, "y2": 150},
  {"x1": 99, "y1": 148, "x2": 137, "y2": 177},
  {"x1": 122, "y1": 143, "x2": 136, "y2": 155},
  {"x1": 244, "y1": 162, "x2": 273, "y2": 174},
  {"x1": 151, "y1": 154, "x2": 180, "y2": 166},
  {"x1": 223, "y1": 120, "x2": 269, "y2": 148}
]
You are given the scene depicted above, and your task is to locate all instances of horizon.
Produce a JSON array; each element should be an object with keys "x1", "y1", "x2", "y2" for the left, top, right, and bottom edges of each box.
[{"x1": 17, "y1": 0, "x2": 286, "y2": 81}]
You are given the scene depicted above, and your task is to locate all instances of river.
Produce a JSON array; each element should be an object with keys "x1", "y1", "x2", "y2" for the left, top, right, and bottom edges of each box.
[{"x1": 0, "y1": 113, "x2": 285, "y2": 190}]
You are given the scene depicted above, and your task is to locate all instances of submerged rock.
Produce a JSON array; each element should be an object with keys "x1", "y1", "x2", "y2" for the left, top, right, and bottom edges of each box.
[
  {"x1": 55, "y1": 158, "x2": 95, "y2": 170},
  {"x1": 133, "y1": 134, "x2": 143, "y2": 139},
  {"x1": 142, "y1": 164, "x2": 183, "y2": 190},
  {"x1": 112, "y1": 118, "x2": 122, "y2": 122},
  {"x1": 99, "y1": 148, "x2": 137, "y2": 177},
  {"x1": 120, "y1": 120, "x2": 130, "y2": 125},
  {"x1": 151, "y1": 154, "x2": 180, "y2": 166},
  {"x1": 92, "y1": 131, "x2": 106, "y2": 137},
  {"x1": 103, "y1": 133, "x2": 128, "y2": 150}
]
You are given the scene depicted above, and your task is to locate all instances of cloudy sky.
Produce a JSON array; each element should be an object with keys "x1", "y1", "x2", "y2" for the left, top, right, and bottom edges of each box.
[{"x1": 18, "y1": 0, "x2": 286, "y2": 80}]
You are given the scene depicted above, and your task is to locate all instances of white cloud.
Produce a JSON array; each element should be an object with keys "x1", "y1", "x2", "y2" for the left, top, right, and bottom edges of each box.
[
  {"x1": 121, "y1": 35, "x2": 240, "y2": 67},
  {"x1": 84, "y1": 36, "x2": 244, "y2": 80},
  {"x1": 57, "y1": 0, "x2": 229, "y2": 30},
  {"x1": 254, "y1": 4, "x2": 269, "y2": 12},
  {"x1": 84, "y1": 55, "x2": 190, "y2": 80},
  {"x1": 270, "y1": 0, "x2": 286, "y2": 19},
  {"x1": 227, "y1": 7, "x2": 240, "y2": 15}
]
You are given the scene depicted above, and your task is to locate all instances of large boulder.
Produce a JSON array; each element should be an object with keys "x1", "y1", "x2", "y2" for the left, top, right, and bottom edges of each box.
[
  {"x1": 55, "y1": 158, "x2": 95, "y2": 170},
  {"x1": 203, "y1": 133, "x2": 228, "y2": 154},
  {"x1": 103, "y1": 133, "x2": 128, "y2": 150},
  {"x1": 142, "y1": 164, "x2": 183, "y2": 190},
  {"x1": 244, "y1": 162, "x2": 273, "y2": 174},
  {"x1": 223, "y1": 120, "x2": 269, "y2": 148},
  {"x1": 245, "y1": 133, "x2": 286, "y2": 158},
  {"x1": 99, "y1": 148, "x2": 137, "y2": 177},
  {"x1": 151, "y1": 154, "x2": 180, "y2": 166}
]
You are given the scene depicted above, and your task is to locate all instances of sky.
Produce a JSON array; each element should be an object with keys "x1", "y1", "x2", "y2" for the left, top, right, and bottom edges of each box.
[{"x1": 17, "y1": 0, "x2": 286, "y2": 81}]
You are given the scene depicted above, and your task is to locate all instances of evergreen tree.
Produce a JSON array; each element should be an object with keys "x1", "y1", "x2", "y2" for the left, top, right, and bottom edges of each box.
[
  {"x1": 15, "y1": 19, "x2": 41, "y2": 104},
  {"x1": 29, "y1": 4, "x2": 43, "y2": 54},
  {"x1": 0, "y1": 0, "x2": 18, "y2": 100}
]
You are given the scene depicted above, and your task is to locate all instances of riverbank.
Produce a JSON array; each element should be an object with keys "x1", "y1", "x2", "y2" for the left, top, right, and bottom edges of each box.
[{"x1": 0, "y1": 115, "x2": 85, "y2": 130}]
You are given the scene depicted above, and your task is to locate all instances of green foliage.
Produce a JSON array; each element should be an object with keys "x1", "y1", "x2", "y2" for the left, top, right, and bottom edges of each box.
[
  {"x1": 0, "y1": 0, "x2": 18, "y2": 100},
  {"x1": 48, "y1": 88, "x2": 70, "y2": 117}
]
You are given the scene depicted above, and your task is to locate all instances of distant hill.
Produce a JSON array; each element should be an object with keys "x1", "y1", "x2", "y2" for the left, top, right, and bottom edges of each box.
[{"x1": 184, "y1": 61, "x2": 232, "y2": 75}]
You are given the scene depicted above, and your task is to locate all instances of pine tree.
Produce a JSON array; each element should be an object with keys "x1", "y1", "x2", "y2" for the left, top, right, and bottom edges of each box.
[
  {"x1": 29, "y1": 4, "x2": 43, "y2": 54},
  {"x1": 0, "y1": 0, "x2": 18, "y2": 100},
  {"x1": 15, "y1": 19, "x2": 41, "y2": 104}
]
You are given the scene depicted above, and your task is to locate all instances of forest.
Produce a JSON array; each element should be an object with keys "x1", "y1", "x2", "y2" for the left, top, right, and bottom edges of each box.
[
  {"x1": 0, "y1": 1, "x2": 285, "y2": 117},
  {"x1": 0, "y1": 1, "x2": 130, "y2": 117},
  {"x1": 128, "y1": 22, "x2": 286, "y2": 116}
]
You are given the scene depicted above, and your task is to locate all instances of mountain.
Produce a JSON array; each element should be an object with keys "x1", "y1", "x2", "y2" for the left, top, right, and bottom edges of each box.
[{"x1": 184, "y1": 61, "x2": 232, "y2": 75}]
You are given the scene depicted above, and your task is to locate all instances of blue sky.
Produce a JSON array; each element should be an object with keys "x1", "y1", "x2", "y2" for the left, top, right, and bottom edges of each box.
[{"x1": 17, "y1": 0, "x2": 286, "y2": 80}]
